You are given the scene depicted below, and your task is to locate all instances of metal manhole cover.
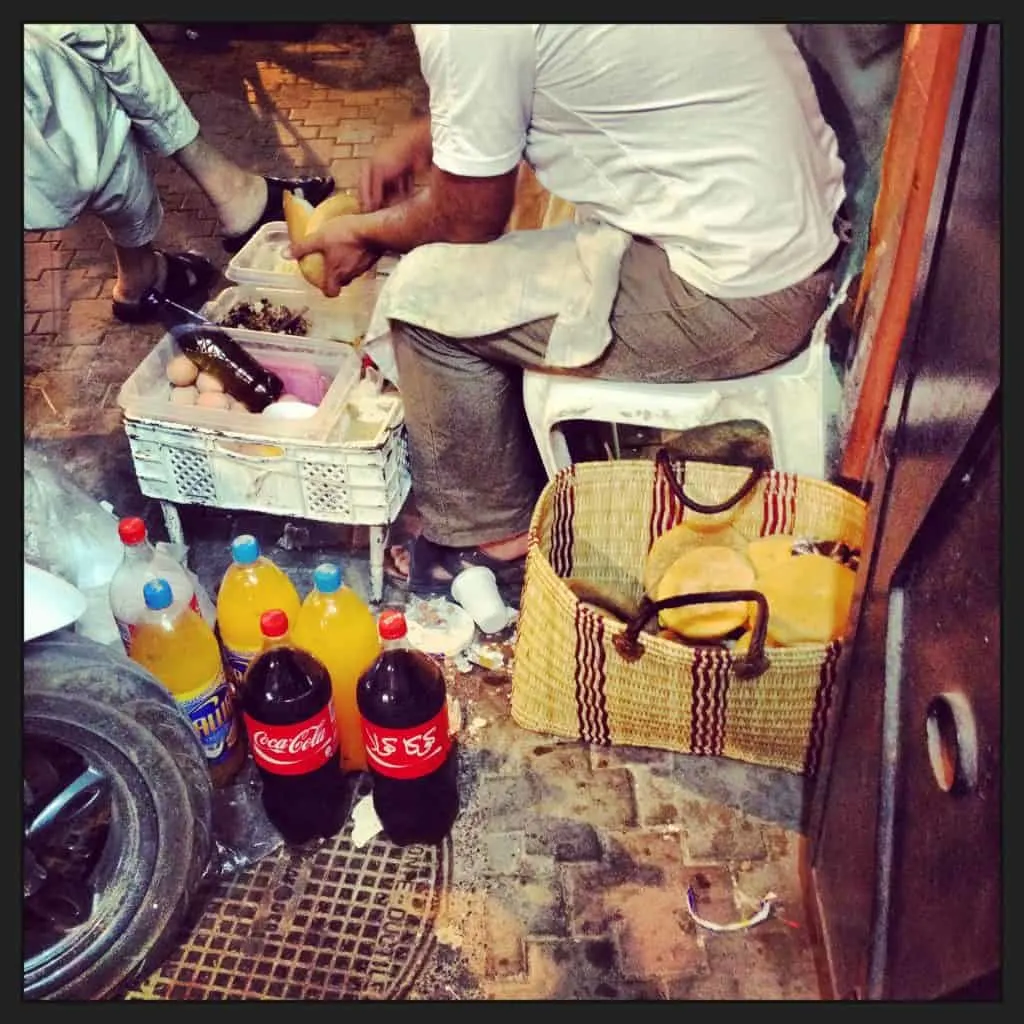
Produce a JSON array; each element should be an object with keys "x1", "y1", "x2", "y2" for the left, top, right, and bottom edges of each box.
[{"x1": 125, "y1": 776, "x2": 451, "y2": 1001}]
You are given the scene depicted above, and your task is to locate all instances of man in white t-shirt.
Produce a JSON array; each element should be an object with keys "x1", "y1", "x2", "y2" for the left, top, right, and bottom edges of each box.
[{"x1": 289, "y1": 24, "x2": 847, "y2": 591}]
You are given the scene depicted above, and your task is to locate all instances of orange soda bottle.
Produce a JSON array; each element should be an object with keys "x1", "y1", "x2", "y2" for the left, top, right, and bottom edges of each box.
[
  {"x1": 292, "y1": 562, "x2": 381, "y2": 772},
  {"x1": 217, "y1": 534, "x2": 301, "y2": 686},
  {"x1": 130, "y1": 577, "x2": 245, "y2": 787}
]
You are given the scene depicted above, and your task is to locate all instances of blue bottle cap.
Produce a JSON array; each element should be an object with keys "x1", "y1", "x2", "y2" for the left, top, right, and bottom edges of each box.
[
  {"x1": 313, "y1": 562, "x2": 342, "y2": 594},
  {"x1": 143, "y1": 577, "x2": 173, "y2": 611},
  {"x1": 231, "y1": 534, "x2": 260, "y2": 564}
]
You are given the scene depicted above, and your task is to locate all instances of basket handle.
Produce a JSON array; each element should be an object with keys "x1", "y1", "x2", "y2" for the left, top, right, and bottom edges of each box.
[
  {"x1": 611, "y1": 589, "x2": 770, "y2": 679},
  {"x1": 654, "y1": 448, "x2": 768, "y2": 515}
]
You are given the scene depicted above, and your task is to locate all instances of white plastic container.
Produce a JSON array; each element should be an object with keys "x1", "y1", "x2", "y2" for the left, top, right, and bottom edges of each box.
[
  {"x1": 225, "y1": 221, "x2": 382, "y2": 300},
  {"x1": 117, "y1": 327, "x2": 362, "y2": 441},
  {"x1": 201, "y1": 282, "x2": 379, "y2": 347}
]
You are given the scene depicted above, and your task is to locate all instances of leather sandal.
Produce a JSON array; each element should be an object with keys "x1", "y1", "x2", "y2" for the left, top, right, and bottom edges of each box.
[
  {"x1": 111, "y1": 250, "x2": 218, "y2": 324},
  {"x1": 221, "y1": 174, "x2": 336, "y2": 253},
  {"x1": 384, "y1": 534, "x2": 527, "y2": 596}
]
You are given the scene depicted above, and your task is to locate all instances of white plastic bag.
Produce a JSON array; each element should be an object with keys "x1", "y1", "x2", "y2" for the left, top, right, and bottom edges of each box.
[
  {"x1": 23, "y1": 447, "x2": 216, "y2": 646},
  {"x1": 24, "y1": 449, "x2": 124, "y2": 646}
]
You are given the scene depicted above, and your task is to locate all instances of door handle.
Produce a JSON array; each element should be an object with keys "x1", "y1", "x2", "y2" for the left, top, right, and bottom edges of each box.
[{"x1": 925, "y1": 691, "x2": 980, "y2": 795}]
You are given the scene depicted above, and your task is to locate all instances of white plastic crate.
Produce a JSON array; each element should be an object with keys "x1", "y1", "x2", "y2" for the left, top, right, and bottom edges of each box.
[
  {"x1": 117, "y1": 329, "x2": 411, "y2": 600},
  {"x1": 121, "y1": 393, "x2": 409, "y2": 526}
]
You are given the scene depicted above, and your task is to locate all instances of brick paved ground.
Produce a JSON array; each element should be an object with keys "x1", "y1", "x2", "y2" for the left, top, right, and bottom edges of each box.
[{"x1": 23, "y1": 24, "x2": 825, "y2": 1000}]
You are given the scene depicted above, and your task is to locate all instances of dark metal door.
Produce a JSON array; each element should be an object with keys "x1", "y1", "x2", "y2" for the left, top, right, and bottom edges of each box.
[{"x1": 808, "y1": 23, "x2": 1000, "y2": 1001}]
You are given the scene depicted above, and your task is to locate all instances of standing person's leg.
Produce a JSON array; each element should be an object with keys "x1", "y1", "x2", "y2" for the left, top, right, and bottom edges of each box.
[
  {"x1": 24, "y1": 25, "x2": 217, "y2": 319},
  {"x1": 390, "y1": 237, "x2": 836, "y2": 586},
  {"x1": 31, "y1": 23, "x2": 335, "y2": 252}
]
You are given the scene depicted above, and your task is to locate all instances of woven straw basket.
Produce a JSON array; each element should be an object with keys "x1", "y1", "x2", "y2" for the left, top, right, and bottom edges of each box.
[{"x1": 510, "y1": 452, "x2": 868, "y2": 776}]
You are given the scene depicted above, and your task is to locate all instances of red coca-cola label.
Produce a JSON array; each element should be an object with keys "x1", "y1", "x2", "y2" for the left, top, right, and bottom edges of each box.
[
  {"x1": 243, "y1": 703, "x2": 338, "y2": 776},
  {"x1": 360, "y1": 707, "x2": 451, "y2": 780}
]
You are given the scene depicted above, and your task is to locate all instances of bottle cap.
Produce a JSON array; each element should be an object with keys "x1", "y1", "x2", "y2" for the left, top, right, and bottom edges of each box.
[
  {"x1": 231, "y1": 534, "x2": 260, "y2": 564},
  {"x1": 118, "y1": 517, "x2": 147, "y2": 546},
  {"x1": 143, "y1": 577, "x2": 173, "y2": 611},
  {"x1": 313, "y1": 562, "x2": 342, "y2": 594},
  {"x1": 260, "y1": 609, "x2": 289, "y2": 637},
  {"x1": 377, "y1": 609, "x2": 407, "y2": 641}
]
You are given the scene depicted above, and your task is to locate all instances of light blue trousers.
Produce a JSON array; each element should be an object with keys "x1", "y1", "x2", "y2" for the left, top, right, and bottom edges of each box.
[{"x1": 23, "y1": 24, "x2": 200, "y2": 247}]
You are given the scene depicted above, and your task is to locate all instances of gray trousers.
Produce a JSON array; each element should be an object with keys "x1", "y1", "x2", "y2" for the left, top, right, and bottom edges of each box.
[{"x1": 392, "y1": 236, "x2": 835, "y2": 549}]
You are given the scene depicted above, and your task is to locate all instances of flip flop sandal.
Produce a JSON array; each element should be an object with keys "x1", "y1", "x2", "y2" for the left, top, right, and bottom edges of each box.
[
  {"x1": 111, "y1": 250, "x2": 219, "y2": 324},
  {"x1": 384, "y1": 534, "x2": 527, "y2": 597},
  {"x1": 221, "y1": 174, "x2": 336, "y2": 253}
]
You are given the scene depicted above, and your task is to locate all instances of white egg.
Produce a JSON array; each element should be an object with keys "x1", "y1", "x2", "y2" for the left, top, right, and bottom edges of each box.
[
  {"x1": 169, "y1": 385, "x2": 199, "y2": 405},
  {"x1": 195, "y1": 390, "x2": 232, "y2": 410},
  {"x1": 195, "y1": 371, "x2": 225, "y2": 393},
  {"x1": 166, "y1": 354, "x2": 199, "y2": 387}
]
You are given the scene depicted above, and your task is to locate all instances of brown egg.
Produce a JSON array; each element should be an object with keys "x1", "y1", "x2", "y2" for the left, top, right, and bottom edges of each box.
[
  {"x1": 169, "y1": 384, "x2": 199, "y2": 405},
  {"x1": 195, "y1": 390, "x2": 232, "y2": 410},
  {"x1": 166, "y1": 354, "x2": 199, "y2": 387},
  {"x1": 195, "y1": 371, "x2": 225, "y2": 393}
]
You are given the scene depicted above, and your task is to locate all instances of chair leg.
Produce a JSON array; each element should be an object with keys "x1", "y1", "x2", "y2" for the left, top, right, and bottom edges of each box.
[
  {"x1": 547, "y1": 421, "x2": 574, "y2": 476},
  {"x1": 523, "y1": 373, "x2": 568, "y2": 478},
  {"x1": 768, "y1": 380, "x2": 827, "y2": 479}
]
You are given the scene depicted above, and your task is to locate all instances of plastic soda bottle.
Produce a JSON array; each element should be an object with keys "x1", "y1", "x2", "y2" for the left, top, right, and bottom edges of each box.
[
  {"x1": 239, "y1": 609, "x2": 349, "y2": 844},
  {"x1": 109, "y1": 516, "x2": 216, "y2": 655},
  {"x1": 292, "y1": 562, "x2": 381, "y2": 772},
  {"x1": 356, "y1": 610, "x2": 459, "y2": 846},
  {"x1": 217, "y1": 534, "x2": 301, "y2": 686},
  {"x1": 129, "y1": 577, "x2": 245, "y2": 787}
]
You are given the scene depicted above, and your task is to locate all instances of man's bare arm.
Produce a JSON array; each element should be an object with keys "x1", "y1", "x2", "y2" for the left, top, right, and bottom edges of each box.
[
  {"x1": 287, "y1": 157, "x2": 520, "y2": 295},
  {"x1": 355, "y1": 163, "x2": 518, "y2": 253}
]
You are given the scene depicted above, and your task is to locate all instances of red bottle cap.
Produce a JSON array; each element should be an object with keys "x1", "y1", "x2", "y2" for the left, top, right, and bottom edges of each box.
[
  {"x1": 118, "y1": 517, "x2": 147, "y2": 545},
  {"x1": 260, "y1": 609, "x2": 289, "y2": 637},
  {"x1": 377, "y1": 610, "x2": 407, "y2": 641}
]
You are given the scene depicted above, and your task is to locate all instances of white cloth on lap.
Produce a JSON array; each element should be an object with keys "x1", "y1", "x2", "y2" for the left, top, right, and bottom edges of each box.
[{"x1": 363, "y1": 217, "x2": 631, "y2": 384}]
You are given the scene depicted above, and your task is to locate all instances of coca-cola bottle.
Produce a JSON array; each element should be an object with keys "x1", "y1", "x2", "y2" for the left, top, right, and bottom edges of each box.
[
  {"x1": 356, "y1": 610, "x2": 459, "y2": 846},
  {"x1": 238, "y1": 609, "x2": 349, "y2": 844}
]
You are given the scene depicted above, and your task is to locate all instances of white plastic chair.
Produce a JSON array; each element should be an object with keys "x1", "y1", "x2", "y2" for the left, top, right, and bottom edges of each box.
[{"x1": 522, "y1": 273, "x2": 852, "y2": 481}]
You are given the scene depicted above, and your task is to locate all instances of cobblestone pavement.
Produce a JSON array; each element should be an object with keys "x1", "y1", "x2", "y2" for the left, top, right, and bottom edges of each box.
[{"x1": 23, "y1": 24, "x2": 826, "y2": 1000}]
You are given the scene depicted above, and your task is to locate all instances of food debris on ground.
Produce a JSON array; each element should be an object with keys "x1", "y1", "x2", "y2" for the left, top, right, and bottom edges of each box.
[
  {"x1": 466, "y1": 643, "x2": 506, "y2": 671},
  {"x1": 218, "y1": 298, "x2": 311, "y2": 336}
]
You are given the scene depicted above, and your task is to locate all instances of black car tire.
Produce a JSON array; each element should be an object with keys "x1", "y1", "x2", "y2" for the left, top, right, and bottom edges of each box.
[{"x1": 23, "y1": 632, "x2": 213, "y2": 1000}]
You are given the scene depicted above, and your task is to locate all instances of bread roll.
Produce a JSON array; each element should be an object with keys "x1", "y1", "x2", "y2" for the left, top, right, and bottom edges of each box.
[
  {"x1": 654, "y1": 545, "x2": 755, "y2": 639},
  {"x1": 282, "y1": 189, "x2": 361, "y2": 292},
  {"x1": 746, "y1": 534, "x2": 797, "y2": 578},
  {"x1": 757, "y1": 553, "x2": 857, "y2": 645},
  {"x1": 644, "y1": 521, "x2": 748, "y2": 597}
]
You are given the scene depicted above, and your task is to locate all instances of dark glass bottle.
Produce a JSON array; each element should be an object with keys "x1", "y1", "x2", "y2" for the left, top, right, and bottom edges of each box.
[
  {"x1": 173, "y1": 324, "x2": 284, "y2": 412},
  {"x1": 238, "y1": 609, "x2": 349, "y2": 844},
  {"x1": 356, "y1": 610, "x2": 459, "y2": 846}
]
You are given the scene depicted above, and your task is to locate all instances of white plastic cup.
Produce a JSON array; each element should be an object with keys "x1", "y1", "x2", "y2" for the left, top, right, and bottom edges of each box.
[{"x1": 450, "y1": 566, "x2": 509, "y2": 635}]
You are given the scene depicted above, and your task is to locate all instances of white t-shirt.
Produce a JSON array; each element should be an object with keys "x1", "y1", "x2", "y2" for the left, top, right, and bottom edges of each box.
[{"x1": 413, "y1": 24, "x2": 846, "y2": 300}]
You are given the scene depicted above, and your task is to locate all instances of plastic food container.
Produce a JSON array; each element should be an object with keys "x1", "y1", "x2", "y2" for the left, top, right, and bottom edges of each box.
[
  {"x1": 225, "y1": 221, "x2": 382, "y2": 297},
  {"x1": 201, "y1": 283, "x2": 378, "y2": 346},
  {"x1": 117, "y1": 328, "x2": 362, "y2": 442}
]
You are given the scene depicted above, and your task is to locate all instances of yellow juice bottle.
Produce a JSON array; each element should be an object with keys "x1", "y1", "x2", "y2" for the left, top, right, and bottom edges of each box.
[
  {"x1": 129, "y1": 577, "x2": 245, "y2": 787},
  {"x1": 292, "y1": 562, "x2": 381, "y2": 772},
  {"x1": 216, "y1": 535, "x2": 301, "y2": 687}
]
